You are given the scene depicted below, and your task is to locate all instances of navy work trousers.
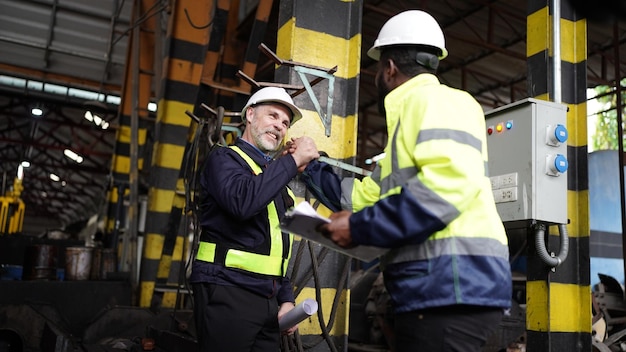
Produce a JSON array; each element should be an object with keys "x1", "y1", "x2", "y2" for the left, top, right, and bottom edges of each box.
[
  {"x1": 394, "y1": 305, "x2": 503, "y2": 352},
  {"x1": 193, "y1": 283, "x2": 279, "y2": 352}
]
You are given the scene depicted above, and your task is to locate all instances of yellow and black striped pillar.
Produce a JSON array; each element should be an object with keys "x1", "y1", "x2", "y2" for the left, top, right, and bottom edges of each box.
[
  {"x1": 239, "y1": 0, "x2": 275, "y2": 91},
  {"x1": 214, "y1": 0, "x2": 242, "y2": 101},
  {"x1": 105, "y1": 0, "x2": 155, "y2": 238},
  {"x1": 138, "y1": 0, "x2": 211, "y2": 308},
  {"x1": 276, "y1": 0, "x2": 362, "y2": 349},
  {"x1": 105, "y1": 0, "x2": 156, "y2": 268},
  {"x1": 198, "y1": 0, "x2": 274, "y2": 124},
  {"x1": 526, "y1": 0, "x2": 590, "y2": 350},
  {"x1": 199, "y1": 0, "x2": 235, "y2": 109}
]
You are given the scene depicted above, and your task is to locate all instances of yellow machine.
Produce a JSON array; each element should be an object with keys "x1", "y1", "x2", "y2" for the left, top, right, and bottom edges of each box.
[{"x1": 0, "y1": 177, "x2": 25, "y2": 235}]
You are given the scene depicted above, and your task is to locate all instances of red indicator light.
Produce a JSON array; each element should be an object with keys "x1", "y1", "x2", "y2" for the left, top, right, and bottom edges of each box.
[{"x1": 487, "y1": 126, "x2": 494, "y2": 135}]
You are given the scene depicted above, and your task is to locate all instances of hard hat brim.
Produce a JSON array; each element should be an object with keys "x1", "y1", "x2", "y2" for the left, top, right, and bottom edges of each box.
[
  {"x1": 241, "y1": 86, "x2": 304, "y2": 126},
  {"x1": 367, "y1": 47, "x2": 381, "y2": 61},
  {"x1": 242, "y1": 99, "x2": 303, "y2": 126},
  {"x1": 367, "y1": 45, "x2": 448, "y2": 61}
]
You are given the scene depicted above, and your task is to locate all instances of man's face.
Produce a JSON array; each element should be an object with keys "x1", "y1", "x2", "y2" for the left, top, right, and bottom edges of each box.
[{"x1": 244, "y1": 103, "x2": 292, "y2": 153}]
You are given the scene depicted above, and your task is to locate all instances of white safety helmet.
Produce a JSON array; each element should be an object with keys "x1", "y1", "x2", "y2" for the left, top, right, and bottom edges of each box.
[
  {"x1": 241, "y1": 87, "x2": 303, "y2": 126},
  {"x1": 367, "y1": 10, "x2": 448, "y2": 61}
]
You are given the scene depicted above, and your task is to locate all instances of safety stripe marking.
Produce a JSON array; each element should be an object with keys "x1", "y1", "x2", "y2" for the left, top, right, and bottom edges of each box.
[
  {"x1": 277, "y1": 24, "x2": 361, "y2": 80},
  {"x1": 559, "y1": 18, "x2": 587, "y2": 64},
  {"x1": 526, "y1": 281, "x2": 591, "y2": 333},
  {"x1": 527, "y1": 7, "x2": 549, "y2": 58},
  {"x1": 147, "y1": 188, "x2": 176, "y2": 214},
  {"x1": 288, "y1": 113, "x2": 357, "y2": 159},
  {"x1": 295, "y1": 286, "x2": 348, "y2": 336},
  {"x1": 277, "y1": 1, "x2": 361, "y2": 39},
  {"x1": 168, "y1": 38, "x2": 207, "y2": 64}
]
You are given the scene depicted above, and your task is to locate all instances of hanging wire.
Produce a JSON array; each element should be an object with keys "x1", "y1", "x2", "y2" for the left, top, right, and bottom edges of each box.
[
  {"x1": 184, "y1": 7, "x2": 213, "y2": 29},
  {"x1": 282, "y1": 185, "x2": 353, "y2": 351},
  {"x1": 112, "y1": 0, "x2": 169, "y2": 46},
  {"x1": 168, "y1": 111, "x2": 213, "y2": 331}
]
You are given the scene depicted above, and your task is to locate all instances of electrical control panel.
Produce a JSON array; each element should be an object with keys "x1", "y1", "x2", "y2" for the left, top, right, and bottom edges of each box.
[{"x1": 485, "y1": 98, "x2": 569, "y2": 227}]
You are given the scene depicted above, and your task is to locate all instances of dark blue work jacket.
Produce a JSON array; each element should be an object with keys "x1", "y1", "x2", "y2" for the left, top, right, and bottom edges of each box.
[{"x1": 189, "y1": 138, "x2": 298, "y2": 303}]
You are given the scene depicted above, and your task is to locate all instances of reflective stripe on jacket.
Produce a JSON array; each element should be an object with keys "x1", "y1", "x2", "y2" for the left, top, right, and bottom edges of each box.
[
  {"x1": 196, "y1": 145, "x2": 294, "y2": 277},
  {"x1": 347, "y1": 74, "x2": 512, "y2": 313}
]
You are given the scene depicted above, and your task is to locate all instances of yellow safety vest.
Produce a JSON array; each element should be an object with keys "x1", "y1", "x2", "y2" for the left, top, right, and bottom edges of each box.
[{"x1": 196, "y1": 145, "x2": 294, "y2": 276}]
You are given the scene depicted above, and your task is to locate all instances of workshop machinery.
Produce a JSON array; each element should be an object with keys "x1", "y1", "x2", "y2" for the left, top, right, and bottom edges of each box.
[{"x1": 0, "y1": 176, "x2": 25, "y2": 236}]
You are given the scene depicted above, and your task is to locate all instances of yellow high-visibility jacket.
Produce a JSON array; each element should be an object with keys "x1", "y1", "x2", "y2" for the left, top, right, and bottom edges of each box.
[{"x1": 344, "y1": 74, "x2": 512, "y2": 313}]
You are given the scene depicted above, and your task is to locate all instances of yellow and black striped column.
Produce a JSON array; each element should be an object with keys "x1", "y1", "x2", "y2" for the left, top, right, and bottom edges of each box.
[
  {"x1": 526, "y1": 1, "x2": 590, "y2": 350},
  {"x1": 276, "y1": 0, "x2": 362, "y2": 349},
  {"x1": 198, "y1": 0, "x2": 274, "y2": 124},
  {"x1": 138, "y1": 0, "x2": 211, "y2": 308},
  {"x1": 239, "y1": 0, "x2": 274, "y2": 91},
  {"x1": 213, "y1": 0, "x2": 242, "y2": 107},
  {"x1": 106, "y1": 0, "x2": 155, "y2": 238},
  {"x1": 199, "y1": 0, "x2": 234, "y2": 109}
]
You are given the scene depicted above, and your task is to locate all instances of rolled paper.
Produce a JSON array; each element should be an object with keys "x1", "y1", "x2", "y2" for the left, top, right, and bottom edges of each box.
[{"x1": 279, "y1": 298, "x2": 319, "y2": 331}]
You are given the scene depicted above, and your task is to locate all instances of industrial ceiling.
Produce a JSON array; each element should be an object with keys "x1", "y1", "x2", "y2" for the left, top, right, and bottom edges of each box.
[{"x1": 1, "y1": 0, "x2": 625, "y2": 234}]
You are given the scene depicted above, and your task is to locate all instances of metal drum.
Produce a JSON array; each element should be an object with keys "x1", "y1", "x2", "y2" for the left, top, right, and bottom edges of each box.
[
  {"x1": 65, "y1": 247, "x2": 93, "y2": 281},
  {"x1": 21, "y1": 244, "x2": 58, "y2": 280}
]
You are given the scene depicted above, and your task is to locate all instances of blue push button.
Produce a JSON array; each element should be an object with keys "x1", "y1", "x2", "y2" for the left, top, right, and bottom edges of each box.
[
  {"x1": 554, "y1": 154, "x2": 568, "y2": 173},
  {"x1": 554, "y1": 124, "x2": 568, "y2": 143}
]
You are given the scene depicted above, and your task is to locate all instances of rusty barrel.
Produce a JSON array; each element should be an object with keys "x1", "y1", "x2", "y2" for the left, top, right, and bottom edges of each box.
[
  {"x1": 65, "y1": 247, "x2": 93, "y2": 281},
  {"x1": 22, "y1": 244, "x2": 58, "y2": 280},
  {"x1": 90, "y1": 248, "x2": 117, "y2": 280}
]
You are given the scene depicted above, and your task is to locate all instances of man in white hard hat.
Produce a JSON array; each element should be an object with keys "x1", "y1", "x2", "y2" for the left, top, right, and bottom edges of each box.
[
  {"x1": 190, "y1": 86, "x2": 319, "y2": 351},
  {"x1": 309, "y1": 10, "x2": 512, "y2": 352}
]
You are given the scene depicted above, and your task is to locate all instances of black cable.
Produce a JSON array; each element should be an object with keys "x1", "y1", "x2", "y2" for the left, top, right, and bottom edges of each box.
[
  {"x1": 324, "y1": 257, "x2": 351, "y2": 332},
  {"x1": 111, "y1": 0, "x2": 168, "y2": 46},
  {"x1": 292, "y1": 246, "x2": 329, "y2": 299},
  {"x1": 169, "y1": 117, "x2": 208, "y2": 326},
  {"x1": 308, "y1": 240, "x2": 338, "y2": 352},
  {"x1": 184, "y1": 7, "x2": 213, "y2": 29},
  {"x1": 181, "y1": 120, "x2": 209, "y2": 310},
  {"x1": 289, "y1": 238, "x2": 307, "y2": 289}
]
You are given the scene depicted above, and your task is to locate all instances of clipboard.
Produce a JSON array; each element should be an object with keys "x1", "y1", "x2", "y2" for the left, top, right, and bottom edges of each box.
[{"x1": 280, "y1": 201, "x2": 387, "y2": 262}]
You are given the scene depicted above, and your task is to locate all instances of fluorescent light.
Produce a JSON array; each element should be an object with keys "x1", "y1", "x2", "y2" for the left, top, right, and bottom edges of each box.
[
  {"x1": 31, "y1": 107, "x2": 43, "y2": 116},
  {"x1": 92, "y1": 114, "x2": 103, "y2": 125},
  {"x1": 84, "y1": 110, "x2": 109, "y2": 129},
  {"x1": 64, "y1": 148, "x2": 84, "y2": 163},
  {"x1": 21, "y1": 161, "x2": 30, "y2": 168}
]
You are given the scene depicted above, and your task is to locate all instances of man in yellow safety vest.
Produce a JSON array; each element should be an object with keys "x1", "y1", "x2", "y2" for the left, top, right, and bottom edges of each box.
[{"x1": 190, "y1": 87, "x2": 319, "y2": 351}]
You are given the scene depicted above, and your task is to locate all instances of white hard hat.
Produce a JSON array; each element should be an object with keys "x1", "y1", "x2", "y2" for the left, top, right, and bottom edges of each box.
[
  {"x1": 367, "y1": 10, "x2": 448, "y2": 61},
  {"x1": 241, "y1": 87, "x2": 303, "y2": 126}
]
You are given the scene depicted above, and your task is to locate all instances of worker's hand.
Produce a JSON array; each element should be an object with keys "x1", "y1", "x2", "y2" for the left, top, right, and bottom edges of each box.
[
  {"x1": 282, "y1": 138, "x2": 297, "y2": 156},
  {"x1": 278, "y1": 302, "x2": 298, "y2": 335},
  {"x1": 288, "y1": 136, "x2": 320, "y2": 172},
  {"x1": 318, "y1": 210, "x2": 354, "y2": 248}
]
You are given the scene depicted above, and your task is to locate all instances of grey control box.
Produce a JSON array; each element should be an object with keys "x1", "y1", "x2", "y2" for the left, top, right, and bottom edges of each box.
[{"x1": 485, "y1": 98, "x2": 569, "y2": 226}]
